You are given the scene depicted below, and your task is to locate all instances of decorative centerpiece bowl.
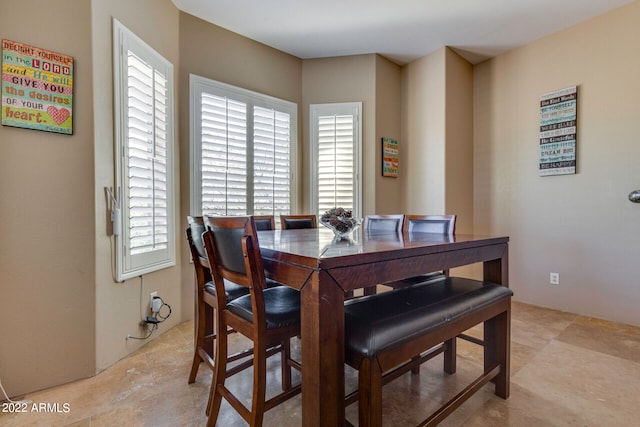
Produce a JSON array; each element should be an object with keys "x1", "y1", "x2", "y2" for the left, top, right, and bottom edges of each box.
[{"x1": 320, "y1": 208, "x2": 361, "y2": 239}]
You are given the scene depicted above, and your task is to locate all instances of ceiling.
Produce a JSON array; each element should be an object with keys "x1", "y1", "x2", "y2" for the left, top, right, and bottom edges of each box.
[{"x1": 171, "y1": 0, "x2": 634, "y2": 65}]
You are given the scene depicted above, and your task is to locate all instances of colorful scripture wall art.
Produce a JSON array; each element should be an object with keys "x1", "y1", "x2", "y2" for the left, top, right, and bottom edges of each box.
[
  {"x1": 382, "y1": 137, "x2": 398, "y2": 177},
  {"x1": 2, "y1": 39, "x2": 73, "y2": 134}
]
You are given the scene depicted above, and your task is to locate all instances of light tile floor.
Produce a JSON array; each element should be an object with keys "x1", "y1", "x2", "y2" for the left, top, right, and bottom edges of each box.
[{"x1": 1, "y1": 301, "x2": 639, "y2": 426}]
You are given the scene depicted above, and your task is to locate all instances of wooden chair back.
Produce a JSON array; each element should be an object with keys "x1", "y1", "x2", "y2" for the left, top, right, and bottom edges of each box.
[
  {"x1": 186, "y1": 215, "x2": 211, "y2": 289},
  {"x1": 187, "y1": 215, "x2": 207, "y2": 259},
  {"x1": 280, "y1": 214, "x2": 317, "y2": 230},
  {"x1": 363, "y1": 214, "x2": 404, "y2": 233},
  {"x1": 403, "y1": 214, "x2": 456, "y2": 235},
  {"x1": 253, "y1": 215, "x2": 276, "y2": 231},
  {"x1": 203, "y1": 216, "x2": 267, "y2": 311},
  {"x1": 186, "y1": 215, "x2": 216, "y2": 384}
]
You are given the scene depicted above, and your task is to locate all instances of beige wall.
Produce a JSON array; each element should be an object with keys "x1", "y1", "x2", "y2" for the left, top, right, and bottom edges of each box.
[
  {"x1": 0, "y1": 0, "x2": 95, "y2": 396},
  {"x1": 401, "y1": 48, "x2": 447, "y2": 214},
  {"x1": 444, "y1": 49, "x2": 474, "y2": 235},
  {"x1": 91, "y1": 0, "x2": 182, "y2": 372},
  {"x1": 178, "y1": 13, "x2": 302, "y2": 104},
  {"x1": 375, "y1": 56, "x2": 403, "y2": 213},
  {"x1": 178, "y1": 12, "x2": 303, "y2": 318},
  {"x1": 474, "y1": 1, "x2": 640, "y2": 326},
  {"x1": 400, "y1": 47, "x2": 474, "y2": 236}
]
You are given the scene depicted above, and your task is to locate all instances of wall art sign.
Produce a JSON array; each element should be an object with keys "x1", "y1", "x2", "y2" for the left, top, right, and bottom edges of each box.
[
  {"x1": 539, "y1": 86, "x2": 577, "y2": 176},
  {"x1": 1, "y1": 39, "x2": 73, "y2": 134},
  {"x1": 382, "y1": 137, "x2": 398, "y2": 178}
]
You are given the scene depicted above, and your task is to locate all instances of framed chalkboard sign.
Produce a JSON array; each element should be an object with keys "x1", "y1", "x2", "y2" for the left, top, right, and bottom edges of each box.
[{"x1": 539, "y1": 86, "x2": 577, "y2": 176}]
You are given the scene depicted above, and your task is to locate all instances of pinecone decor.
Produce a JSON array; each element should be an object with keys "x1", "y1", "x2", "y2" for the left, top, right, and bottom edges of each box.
[{"x1": 320, "y1": 207, "x2": 361, "y2": 238}]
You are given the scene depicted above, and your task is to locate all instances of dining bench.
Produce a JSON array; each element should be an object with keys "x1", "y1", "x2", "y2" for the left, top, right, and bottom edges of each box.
[{"x1": 343, "y1": 276, "x2": 513, "y2": 427}]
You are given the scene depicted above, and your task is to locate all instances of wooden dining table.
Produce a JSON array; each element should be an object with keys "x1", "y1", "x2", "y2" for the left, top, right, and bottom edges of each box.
[{"x1": 257, "y1": 227, "x2": 509, "y2": 427}]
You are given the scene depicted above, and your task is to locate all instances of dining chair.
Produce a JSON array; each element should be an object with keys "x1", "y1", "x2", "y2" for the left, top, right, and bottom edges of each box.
[
  {"x1": 385, "y1": 214, "x2": 456, "y2": 290},
  {"x1": 203, "y1": 216, "x2": 302, "y2": 427},
  {"x1": 186, "y1": 216, "x2": 251, "y2": 384},
  {"x1": 363, "y1": 214, "x2": 404, "y2": 233},
  {"x1": 280, "y1": 214, "x2": 317, "y2": 230},
  {"x1": 253, "y1": 215, "x2": 276, "y2": 231},
  {"x1": 361, "y1": 214, "x2": 405, "y2": 296},
  {"x1": 403, "y1": 214, "x2": 456, "y2": 235}
]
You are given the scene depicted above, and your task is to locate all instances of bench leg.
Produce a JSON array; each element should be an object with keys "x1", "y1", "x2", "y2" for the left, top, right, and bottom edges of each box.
[
  {"x1": 443, "y1": 337, "x2": 457, "y2": 374},
  {"x1": 410, "y1": 337, "x2": 455, "y2": 375},
  {"x1": 410, "y1": 355, "x2": 420, "y2": 375},
  {"x1": 358, "y1": 358, "x2": 383, "y2": 427},
  {"x1": 484, "y1": 305, "x2": 510, "y2": 399}
]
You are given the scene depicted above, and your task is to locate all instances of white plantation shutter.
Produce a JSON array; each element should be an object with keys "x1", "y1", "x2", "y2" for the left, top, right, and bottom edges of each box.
[
  {"x1": 190, "y1": 75, "x2": 297, "y2": 223},
  {"x1": 114, "y1": 20, "x2": 175, "y2": 280},
  {"x1": 317, "y1": 114, "x2": 355, "y2": 213},
  {"x1": 253, "y1": 107, "x2": 291, "y2": 217},
  {"x1": 311, "y1": 103, "x2": 362, "y2": 217},
  {"x1": 201, "y1": 94, "x2": 247, "y2": 216},
  {"x1": 127, "y1": 56, "x2": 169, "y2": 255}
]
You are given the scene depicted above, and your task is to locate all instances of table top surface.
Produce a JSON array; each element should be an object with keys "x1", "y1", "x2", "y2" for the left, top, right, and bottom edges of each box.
[{"x1": 257, "y1": 228, "x2": 508, "y2": 269}]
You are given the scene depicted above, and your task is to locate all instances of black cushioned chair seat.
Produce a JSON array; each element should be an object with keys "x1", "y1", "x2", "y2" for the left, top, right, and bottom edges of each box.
[
  {"x1": 345, "y1": 277, "x2": 513, "y2": 358},
  {"x1": 227, "y1": 286, "x2": 301, "y2": 329},
  {"x1": 204, "y1": 278, "x2": 282, "y2": 302},
  {"x1": 204, "y1": 279, "x2": 249, "y2": 302},
  {"x1": 264, "y1": 278, "x2": 282, "y2": 288}
]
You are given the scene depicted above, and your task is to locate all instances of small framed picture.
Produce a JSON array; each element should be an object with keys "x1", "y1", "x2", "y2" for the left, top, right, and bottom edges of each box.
[{"x1": 382, "y1": 137, "x2": 398, "y2": 177}]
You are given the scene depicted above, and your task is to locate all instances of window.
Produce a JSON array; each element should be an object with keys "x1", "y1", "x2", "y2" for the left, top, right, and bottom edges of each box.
[
  {"x1": 113, "y1": 20, "x2": 175, "y2": 281},
  {"x1": 310, "y1": 102, "x2": 362, "y2": 217},
  {"x1": 190, "y1": 75, "x2": 297, "y2": 220}
]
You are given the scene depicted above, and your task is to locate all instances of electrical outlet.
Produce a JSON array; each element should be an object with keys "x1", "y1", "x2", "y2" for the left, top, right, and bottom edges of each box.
[
  {"x1": 550, "y1": 273, "x2": 560, "y2": 285},
  {"x1": 150, "y1": 291, "x2": 158, "y2": 311}
]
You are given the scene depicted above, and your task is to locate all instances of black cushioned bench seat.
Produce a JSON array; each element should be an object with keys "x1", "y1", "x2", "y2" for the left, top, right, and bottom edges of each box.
[
  {"x1": 345, "y1": 277, "x2": 513, "y2": 358},
  {"x1": 344, "y1": 276, "x2": 513, "y2": 427}
]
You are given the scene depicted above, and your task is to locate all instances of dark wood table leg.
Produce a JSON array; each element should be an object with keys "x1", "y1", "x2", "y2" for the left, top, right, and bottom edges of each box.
[
  {"x1": 483, "y1": 244, "x2": 509, "y2": 286},
  {"x1": 483, "y1": 243, "x2": 510, "y2": 396},
  {"x1": 301, "y1": 270, "x2": 346, "y2": 427},
  {"x1": 484, "y1": 303, "x2": 511, "y2": 398}
]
